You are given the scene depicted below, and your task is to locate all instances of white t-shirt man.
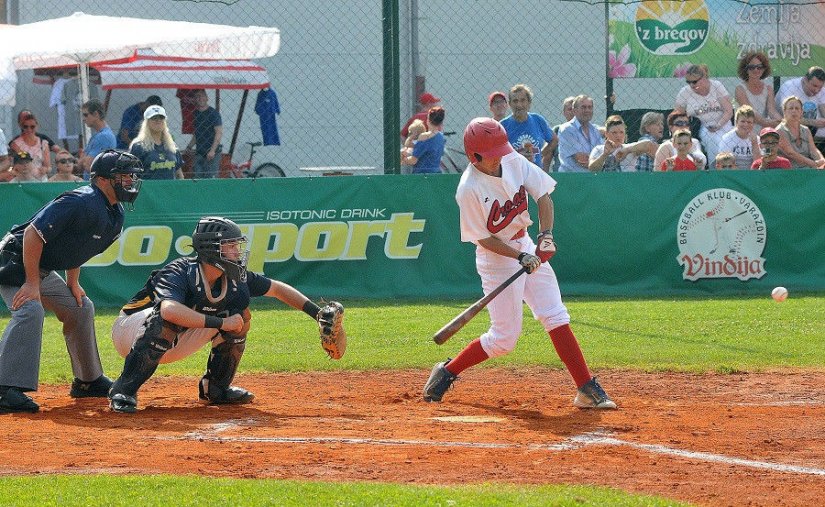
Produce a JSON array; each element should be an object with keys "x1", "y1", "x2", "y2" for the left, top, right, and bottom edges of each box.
[
  {"x1": 719, "y1": 129, "x2": 757, "y2": 170},
  {"x1": 775, "y1": 77, "x2": 825, "y2": 139}
]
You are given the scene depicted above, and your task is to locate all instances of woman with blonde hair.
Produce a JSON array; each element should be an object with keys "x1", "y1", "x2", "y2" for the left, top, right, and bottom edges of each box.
[
  {"x1": 776, "y1": 96, "x2": 825, "y2": 169},
  {"x1": 129, "y1": 105, "x2": 183, "y2": 179},
  {"x1": 675, "y1": 64, "x2": 733, "y2": 166}
]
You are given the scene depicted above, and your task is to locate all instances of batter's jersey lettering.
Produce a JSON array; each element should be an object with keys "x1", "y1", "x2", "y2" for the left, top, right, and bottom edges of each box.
[
  {"x1": 122, "y1": 257, "x2": 270, "y2": 318},
  {"x1": 456, "y1": 152, "x2": 556, "y2": 244}
]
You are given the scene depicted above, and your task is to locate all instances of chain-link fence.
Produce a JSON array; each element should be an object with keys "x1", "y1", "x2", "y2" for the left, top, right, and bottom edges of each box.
[{"x1": 2, "y1": 0, "x2": 824, "y2": 177}]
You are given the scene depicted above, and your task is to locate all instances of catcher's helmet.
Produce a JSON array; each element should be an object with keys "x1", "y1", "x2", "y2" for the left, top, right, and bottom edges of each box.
[
  {"x1": 192, "y1": 217, "x2": 249, "y2": 283},
  {"x1": 463, "y1": 117, "x2": 514, "y2": 163},
  {"x1": 90, "y1": 149, "x2": 143, "y2": 205}
]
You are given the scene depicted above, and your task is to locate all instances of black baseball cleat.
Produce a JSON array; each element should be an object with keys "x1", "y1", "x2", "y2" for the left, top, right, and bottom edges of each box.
[
  {"x1": 70, "y1": 375, "x2": 114, "y2": 398},
  {"x1": 0, "y1": 386, "x2": 40, "y2": 414},
  {"x1": 423, "y1": 359, "x2": 458, "y2": 403},
  {"x1": 109, "y1": 393, "x2": 138, "y2": 414},
  {"x1": 199, "y1": 379, "x2": 254, "y2": 405}
]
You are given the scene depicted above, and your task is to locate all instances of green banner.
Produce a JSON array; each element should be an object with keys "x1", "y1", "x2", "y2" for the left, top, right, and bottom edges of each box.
[
  {"x1": 608, "y1": 1, "x2": 825, "y2": 78},
  {"x1": 0, "y1": 171, "x2": 823, "y2": 307}
]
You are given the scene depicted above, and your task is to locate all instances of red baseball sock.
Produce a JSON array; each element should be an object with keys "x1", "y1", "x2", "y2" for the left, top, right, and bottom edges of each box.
[
  {"x1": 445, "y1": 338, "x2": 488, "y2": 375},
  {"x1": 548, "y1": 324, "x2": 591, "y2": 388}
]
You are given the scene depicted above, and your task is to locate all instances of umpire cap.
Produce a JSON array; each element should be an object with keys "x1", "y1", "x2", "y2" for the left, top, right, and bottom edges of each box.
[{"x1": 90, "y1": 149, "x2": 143, "y2": 178}]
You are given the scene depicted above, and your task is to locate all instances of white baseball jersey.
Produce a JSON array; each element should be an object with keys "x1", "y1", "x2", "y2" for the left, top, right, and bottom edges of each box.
[
  {"x1": 456, "y1": 152, "x2": 555, "y2": 245},
  {"x1": 455, "y1": 152, "x2": 569, "y2": 359}
]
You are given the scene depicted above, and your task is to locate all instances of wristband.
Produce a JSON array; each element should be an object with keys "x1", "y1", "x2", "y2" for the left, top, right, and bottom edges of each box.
[
  {"x1": 517, "y1": 252, "x2": 528, "y2": 262},
  {"x1": 204, "y1": 315, "x2": 223, "y2": 329},
  {"x1": 302, "y1": 300, "x2": 321, "y2": 319}
]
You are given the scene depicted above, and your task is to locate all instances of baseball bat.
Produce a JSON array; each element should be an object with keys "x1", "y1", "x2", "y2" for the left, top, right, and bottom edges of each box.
[{"x1": 433, "y1": 266, "x2": 528, "y2": 345}]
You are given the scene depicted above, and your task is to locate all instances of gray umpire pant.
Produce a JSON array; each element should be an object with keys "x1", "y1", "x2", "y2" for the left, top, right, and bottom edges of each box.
[{"x1": 0, "y1": 271, "x2": 103, "y2": 392}]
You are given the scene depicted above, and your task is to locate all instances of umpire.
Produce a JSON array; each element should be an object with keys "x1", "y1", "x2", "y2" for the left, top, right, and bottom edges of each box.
[{"x1": 0, "y1": 149, "x2": 143, "y2": 414}]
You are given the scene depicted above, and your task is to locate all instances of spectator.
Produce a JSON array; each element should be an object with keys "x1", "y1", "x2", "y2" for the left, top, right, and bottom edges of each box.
[
  {"x1": 734, "y1": 51, "x2": 781, "y2": 129},
  {"x1": 401, "y1": 92, "x2": 441, "y2": 139},
  {"x1": 635, "y1": 111, "x2": 665, "y2": 172},
  {"x1": 588, "y1": 115, "x2": 655, "y2": 172},
  {"x1": 675, "y1": 64, "x2": 733, "y2": 166},
  {"x1": 488, "y1": 91, "x2": 509, "y2": 121},
  {"x1": 558, "y1": 95, "x2": 604, "y2": 173},
  {"x1": 117, "y1": 95, "x2": 162, "y2": 149},
  {"x1": 129, "y1": 105, "x2": 183, "y2": 180},
  {"x1": 0, "y1": 127, "x2": 10, "y2": 182},
  {"x1": 78, "y1": 99, "x2": 117, "y2": 177},
  {"x1": 9, "y1": 112, "x2": 51, "y2": 180},
  {"x1": 48, "y1": 150, "x2": 83, "y2": 182},
  {"x1": 15, "y1": 110, "x2": 59, "y2": 154},
  {"x1": 660, "y1": 130, "x2": 698, "y2": 171},
  {"x1": 752, "y1": 128, "x2": 791, "y2": 170},
  {"x1": 718, "y1": 105, "x2": 759, "y2": 170},
  {"x1": 715, "y1": 152, "x2": 736, "y2": 170},
  {"x1": 654, "y1": 110, "x2": 707, "y2": 170},
  {"x1": 776, "y1": 96, "x2": 825, "y2": 169},
  {"x1": 551, "y1": 96, "x2": 577, "y2": 171},
  {"x1": 400, "y1": 119, "x2": 426, "y2": 174},
  {"x1": 8, "y1": 151, "x2": 42, "y2": 183},
  {"x1": 775, "y1": 66, "x2": 825, "y2": 153},
  {"x1": 184, "y1": 90, "x2": 223, "y2": 179},
  {"x1": 401, "y1": 106, "x2": 446, "y2": 174},
  {"x1": 500, "y1": 84, "x2": 556, "y2": 171}
]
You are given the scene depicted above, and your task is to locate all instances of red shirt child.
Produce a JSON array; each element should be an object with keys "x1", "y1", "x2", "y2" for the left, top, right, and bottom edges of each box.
[{"x1": 660, "y1": 130, "x2": 698, "y2": 171}]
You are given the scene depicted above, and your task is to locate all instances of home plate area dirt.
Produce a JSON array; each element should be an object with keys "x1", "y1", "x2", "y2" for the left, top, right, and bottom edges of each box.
[{"x1": 1, "y1": 369, "x2": 823, "y2": 506}]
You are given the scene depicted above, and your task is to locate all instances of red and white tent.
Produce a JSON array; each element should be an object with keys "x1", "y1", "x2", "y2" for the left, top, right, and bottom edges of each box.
[{"x1": 94, "y1": 50, "x2": 270, "y2": 90}]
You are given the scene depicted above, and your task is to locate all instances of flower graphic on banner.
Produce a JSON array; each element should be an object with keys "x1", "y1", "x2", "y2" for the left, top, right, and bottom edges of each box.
[
  {"x1": 672, "y1": 62, "x2": 693, "y2": 78},
  {"x1": 608, "y1": 44, "x2": 637, "y2": 78}
]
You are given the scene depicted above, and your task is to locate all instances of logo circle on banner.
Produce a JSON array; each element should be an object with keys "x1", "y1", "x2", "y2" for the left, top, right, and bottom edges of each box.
[
  {"x1": 635, "y1": 1, "x2": 710, "y2": 55},
  {"x1": 676, "y1": 188, "x2": 767, "y2": 281}
]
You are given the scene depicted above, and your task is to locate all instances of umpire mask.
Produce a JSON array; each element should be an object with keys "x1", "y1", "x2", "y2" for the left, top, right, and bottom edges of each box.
[{"x1": 90, "y1": 150, "x2": 144, "y2": 208}]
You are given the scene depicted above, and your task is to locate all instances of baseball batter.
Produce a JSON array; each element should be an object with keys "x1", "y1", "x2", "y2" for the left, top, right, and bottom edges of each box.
[
  {"x1": 0, "y1": 150, "x2": 144, "y2": 414},
  {"x1": 423, "y1": 117, "x2": 616, "y2": 409},
  {"x1": 108, "y1": 216, "x2": 346, "y2": 413}
]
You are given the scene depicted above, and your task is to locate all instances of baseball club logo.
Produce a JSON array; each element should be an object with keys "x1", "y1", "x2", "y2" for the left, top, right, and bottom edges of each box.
[
  {"x1": 635, "y1": 0, "x2": 709, "y2": 55},
  {"x1": 676, "y1": 188, "x2": 766, "y2": 281}
]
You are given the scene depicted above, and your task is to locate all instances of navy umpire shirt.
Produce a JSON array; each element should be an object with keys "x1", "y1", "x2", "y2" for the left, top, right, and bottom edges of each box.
[{"x1": 7, "y1": 185, "x2": 124, "y2": 272}]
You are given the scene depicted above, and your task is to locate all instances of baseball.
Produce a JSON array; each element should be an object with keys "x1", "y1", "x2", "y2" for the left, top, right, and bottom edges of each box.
[{"x1": 771, "y1": 287, "x2": 788, "y2": 302}]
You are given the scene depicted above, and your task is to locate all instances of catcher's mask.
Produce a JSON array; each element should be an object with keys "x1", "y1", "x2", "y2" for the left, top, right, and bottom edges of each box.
[
  {"x1": 90, "y1": 149, "x2": 143, "y2": 208},
  {"x1": 192, "y1": 217, "x2": 249, "y2": 283}
]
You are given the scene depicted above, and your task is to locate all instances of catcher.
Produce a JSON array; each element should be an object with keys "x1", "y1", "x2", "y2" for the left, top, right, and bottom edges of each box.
[{"x1": 107, "y1": 216, "x2": 346, "y2": 413}]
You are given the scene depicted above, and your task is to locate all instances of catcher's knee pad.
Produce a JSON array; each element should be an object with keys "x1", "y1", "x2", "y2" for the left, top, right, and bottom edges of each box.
[
  {"x1": 199, "y1": 339, "x2": 246, "y2": 400},
  {"x1": 110, "y1": 307, "x2": 172, "y2": 397}
]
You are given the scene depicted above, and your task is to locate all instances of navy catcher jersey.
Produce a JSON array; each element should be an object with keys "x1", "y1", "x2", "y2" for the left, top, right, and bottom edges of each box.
[
  {"x1": 7, "y1": 185, "x2": 124, "y2": 271},
  {"x1": 122, "y1": 257, "x2": 270, "y2": 317}
]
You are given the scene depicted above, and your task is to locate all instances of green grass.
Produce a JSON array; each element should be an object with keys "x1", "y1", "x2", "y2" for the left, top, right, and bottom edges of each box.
[
  {"x1": 1, "y1": 295, "x2": 820, "y2": 507},
  {"x1": 0, "y1": 476, "x2": 691, "y2": 507},
  {"x1": 4, "y1": 295, "x2": 823, "y2": 384}
]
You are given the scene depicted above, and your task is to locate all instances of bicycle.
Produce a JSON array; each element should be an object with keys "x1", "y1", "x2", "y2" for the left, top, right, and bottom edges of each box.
[
  {"x1": 440, "y1": 131, "x2": 468, "y2": 173},
  {"x1": 225, "y1": 141, "x2": 285, "y2": 178}
]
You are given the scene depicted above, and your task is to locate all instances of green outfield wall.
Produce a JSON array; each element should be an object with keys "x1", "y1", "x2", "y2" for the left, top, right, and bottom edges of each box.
[{"x1": 1, "y1": 171, "x2": 822, "y2": 307}]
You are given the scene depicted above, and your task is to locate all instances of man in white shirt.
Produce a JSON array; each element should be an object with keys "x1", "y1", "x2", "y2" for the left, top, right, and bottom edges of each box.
[{"x1": 775, "y1": 66, "x2": 825, "y2": 149}]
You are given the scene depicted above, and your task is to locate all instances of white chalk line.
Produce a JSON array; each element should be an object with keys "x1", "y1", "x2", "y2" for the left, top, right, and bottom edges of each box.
[{"x1": 163, "y1": 427, "x2": 825, "y2": 476}]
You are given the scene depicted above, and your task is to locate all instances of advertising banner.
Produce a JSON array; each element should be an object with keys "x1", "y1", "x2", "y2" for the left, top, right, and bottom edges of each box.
[
  {"x1": 608, "y1": 1, "x2": 825, "y2": 78},
  {"x1": 0, "y1": 171, "x2": 823, "y2": 307}
]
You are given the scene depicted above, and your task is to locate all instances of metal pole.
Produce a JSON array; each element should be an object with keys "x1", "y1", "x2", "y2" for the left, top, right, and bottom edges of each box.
[
  {"x1": 605, "y1": 1, "x2": 613, "y2": 118},
  {"x1": 383, "y1": 0, "x2": 401, "y2": 174},
  {"x1": 409, "y1": 0, "x2": 419, "y2": 114}
]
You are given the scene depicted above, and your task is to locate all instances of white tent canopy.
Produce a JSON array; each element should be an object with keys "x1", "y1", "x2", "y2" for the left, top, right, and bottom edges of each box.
[{"x1": 0, "y1": 11, "x2": 280, "y2": 117}]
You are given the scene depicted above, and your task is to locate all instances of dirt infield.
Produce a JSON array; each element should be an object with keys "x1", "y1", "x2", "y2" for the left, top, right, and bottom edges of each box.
[{"x1": 1, "y1": 369, "x2": 823, "y2": 506}]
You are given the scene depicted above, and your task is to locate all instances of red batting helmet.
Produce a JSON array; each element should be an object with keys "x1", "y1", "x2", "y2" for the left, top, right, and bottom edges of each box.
[{"x1": 463, "y1": 117, "x2": 514, "y2": 163}]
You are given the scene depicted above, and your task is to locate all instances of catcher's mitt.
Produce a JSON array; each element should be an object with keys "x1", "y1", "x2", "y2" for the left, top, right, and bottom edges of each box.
[{"x1": 317, "y1": 301, "x2": 346, "y2": 359}]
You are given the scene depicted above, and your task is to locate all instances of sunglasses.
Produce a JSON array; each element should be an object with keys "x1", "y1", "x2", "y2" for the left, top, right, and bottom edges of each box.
[
  {"x1": 82, "y1": 112, "x2": 91, "y2": 117},
  {"x1": 672, "y1": 120, "x2": 690, "y2": 127},
  {"x1": 21, "y1": 124, "x2": 36, "y2": 130},
  {"x1": 746, "y1": 64, "x2": 765, "y2": 71},
  {"x1": 686, "y1": 78, "x2": 701, "y2": 85},
  {"x1": 57, "y1": 158, "x2": 75, "y2": 164}
]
